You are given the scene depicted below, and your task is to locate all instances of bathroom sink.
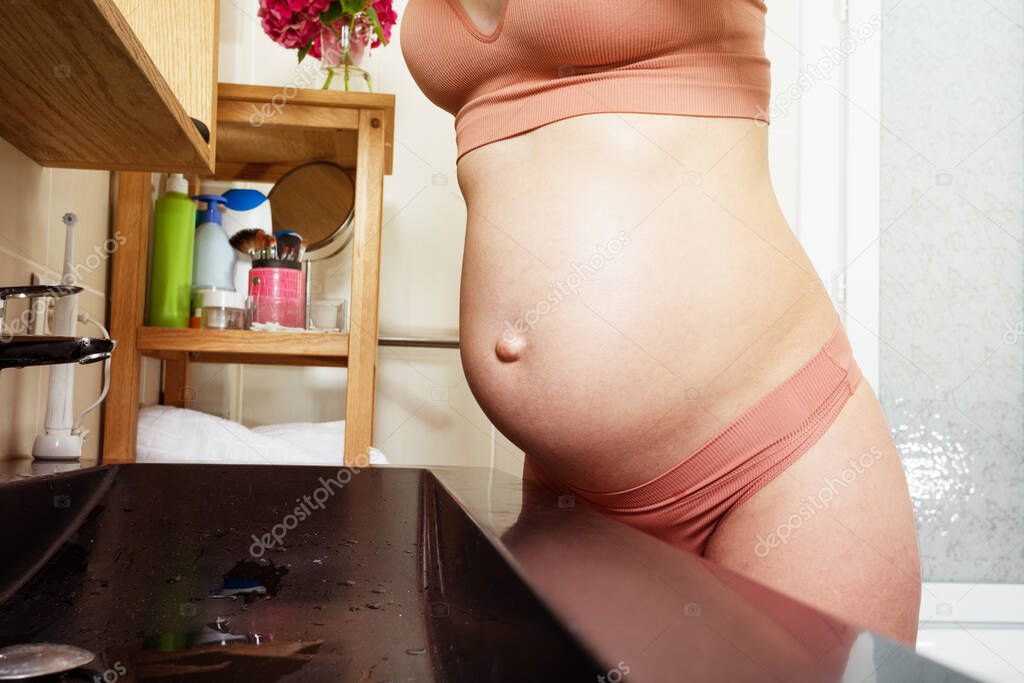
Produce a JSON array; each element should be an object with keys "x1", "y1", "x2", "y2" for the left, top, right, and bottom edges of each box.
[
  {"x1": 0, "y1": 465, "x2": 599, "y2": 681},
  {"x1": 0, "y1": 464, "x2": 978, "y2": 682}
]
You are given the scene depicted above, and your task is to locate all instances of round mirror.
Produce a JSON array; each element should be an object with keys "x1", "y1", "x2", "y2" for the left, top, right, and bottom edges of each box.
[{"x1": 268, "y1": 161, "x2": 355, "y2": 261}]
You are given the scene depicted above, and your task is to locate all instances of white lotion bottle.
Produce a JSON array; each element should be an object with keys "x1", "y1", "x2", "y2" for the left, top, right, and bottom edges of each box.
[{"x1": 191, "y1": 195, "x2": 235, "y2": 291}]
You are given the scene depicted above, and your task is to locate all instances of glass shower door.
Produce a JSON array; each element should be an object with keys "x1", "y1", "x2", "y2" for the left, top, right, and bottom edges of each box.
[{"x1": 878, "y1": 0, "x2": 1023, "y2": 586}]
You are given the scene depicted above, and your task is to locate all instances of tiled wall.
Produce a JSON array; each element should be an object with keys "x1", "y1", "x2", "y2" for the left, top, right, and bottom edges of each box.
[
  {"x1": 880, "y1": 0, "x2": 1024, "y2": 581},
  {"x1": 0, "y1": 139, "x2": 112, "y2": 461}
]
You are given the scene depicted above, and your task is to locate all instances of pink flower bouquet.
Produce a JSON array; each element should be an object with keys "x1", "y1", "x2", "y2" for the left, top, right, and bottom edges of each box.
[{"x1": 258, "y1": 0, "x2": 398, "y2": 90}]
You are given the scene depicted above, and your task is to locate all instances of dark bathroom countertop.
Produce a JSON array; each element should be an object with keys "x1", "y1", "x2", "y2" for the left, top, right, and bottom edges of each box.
[
  {"x1": 0, "y1": 455, "x2": 96, "y2": 483},
  {"x1": 0, "y1": 461, "x2": 977, "y2": 682}
]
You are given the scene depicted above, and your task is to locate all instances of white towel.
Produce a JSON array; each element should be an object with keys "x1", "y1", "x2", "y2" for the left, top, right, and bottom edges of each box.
[{"x1": 136, "y1": 404, "x2": 387, "y2": 466}]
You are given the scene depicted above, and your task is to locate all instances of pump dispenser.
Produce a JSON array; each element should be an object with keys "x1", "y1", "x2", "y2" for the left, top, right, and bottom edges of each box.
[{"x1": 191, "y1": 195, "x2": 234, "y2": 291}]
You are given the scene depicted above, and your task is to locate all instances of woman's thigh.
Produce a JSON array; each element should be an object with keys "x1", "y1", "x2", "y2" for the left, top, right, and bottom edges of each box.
[{"x1": 703, "y1": 381, "x2": 922, "y2": 645}]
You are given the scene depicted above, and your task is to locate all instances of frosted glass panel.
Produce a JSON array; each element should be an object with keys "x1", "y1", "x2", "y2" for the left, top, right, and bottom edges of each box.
[{"x1": 879, "y1": 0, "x2": 1024, "y2": 581}]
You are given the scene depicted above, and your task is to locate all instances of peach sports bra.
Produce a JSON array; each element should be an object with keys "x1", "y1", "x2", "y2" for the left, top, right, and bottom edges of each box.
[{"x1": 400, "y1": 0, "x2": 772, "y2": 160}]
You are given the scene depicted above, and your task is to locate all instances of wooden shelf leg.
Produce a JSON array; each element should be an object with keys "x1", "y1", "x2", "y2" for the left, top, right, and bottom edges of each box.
[
  {"x1": 102, "y1": 172, "x2": 152, "y2": 464},
  {"x1": 162, "y1": 354, "x2": 192, "y2": 408},
  {"x1": 344, "y1": 109, "x2": 387, "y2": 467}
]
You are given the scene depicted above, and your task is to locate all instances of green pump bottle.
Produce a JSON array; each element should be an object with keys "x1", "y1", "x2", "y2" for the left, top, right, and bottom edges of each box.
[{"x1": 147, "y1": 174, "x2": 196, "y2": 327}]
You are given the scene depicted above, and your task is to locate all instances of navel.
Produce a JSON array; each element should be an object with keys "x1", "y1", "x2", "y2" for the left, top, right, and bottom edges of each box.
[{"x1": 495, "y1": 331, "x2": 526, "y2": 362}]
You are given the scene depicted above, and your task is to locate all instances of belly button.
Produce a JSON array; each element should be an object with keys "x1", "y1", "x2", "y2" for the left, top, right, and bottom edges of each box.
[{"x1": 495, "y1": 332, "x2": 526, "y2": 363}]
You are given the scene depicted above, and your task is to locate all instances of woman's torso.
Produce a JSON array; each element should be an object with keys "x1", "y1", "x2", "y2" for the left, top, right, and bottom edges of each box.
[{"x1": 404, "y1": 1, "x2": 839, "y2": 491}]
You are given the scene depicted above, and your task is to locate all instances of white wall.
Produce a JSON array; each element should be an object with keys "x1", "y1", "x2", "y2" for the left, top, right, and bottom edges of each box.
[
  {"x1": 0, "y1": 140, "x2": 111, "y2": 461},
  {"x1": 199, "y1": 0, "x2": 831, "y2": 474}
]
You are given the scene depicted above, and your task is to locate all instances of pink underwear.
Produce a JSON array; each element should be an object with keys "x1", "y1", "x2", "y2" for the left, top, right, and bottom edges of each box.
[{"x1": 528, "y1": 323, "x2": 863, "y2": 555}]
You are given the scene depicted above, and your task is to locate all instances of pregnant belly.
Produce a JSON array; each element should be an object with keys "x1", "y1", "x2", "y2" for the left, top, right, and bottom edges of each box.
[{"x1": 456, "y1": 115, "x2": 838, "y2": 491}]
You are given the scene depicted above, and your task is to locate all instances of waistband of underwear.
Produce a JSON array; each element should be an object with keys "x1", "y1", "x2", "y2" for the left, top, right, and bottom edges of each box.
[{"x1": 554, "y1": 321, "x2": 863, "y2": 511}]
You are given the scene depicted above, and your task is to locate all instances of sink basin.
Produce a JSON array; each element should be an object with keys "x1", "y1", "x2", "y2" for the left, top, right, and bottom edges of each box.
[
  {"x1": 0, "y1": 465, "x2": 599, "y2": 681},
  {"x1": 0, "y1": 464, "x2": 978, "y2": 682}
]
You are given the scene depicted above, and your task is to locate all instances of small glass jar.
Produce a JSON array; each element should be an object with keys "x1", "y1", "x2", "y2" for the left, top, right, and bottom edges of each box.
[
  {"x1": 202, "y1": 306, "x2": 245, "y2": 330},
  {"x1": 198, "y1": 290, "x2": 246, "y2": 330},
  {"x1": 308, "y1": 300, "x2": 337, "y2": 330}
]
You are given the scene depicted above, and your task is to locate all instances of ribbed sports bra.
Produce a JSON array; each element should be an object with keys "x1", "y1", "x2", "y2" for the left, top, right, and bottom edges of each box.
[{"x1": 400, "y1": 0, "x2": 771, "y2": 160}]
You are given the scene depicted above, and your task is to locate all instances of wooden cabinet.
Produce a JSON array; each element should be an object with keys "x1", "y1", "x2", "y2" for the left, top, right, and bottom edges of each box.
[{"x1": 0, "y1": 0, "x2": 217, "y2": 173}]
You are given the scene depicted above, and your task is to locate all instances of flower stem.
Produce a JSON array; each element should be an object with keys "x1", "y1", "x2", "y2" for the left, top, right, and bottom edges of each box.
[{"x1": 322, "y1": 67, "x2": 335, "y2": 90}]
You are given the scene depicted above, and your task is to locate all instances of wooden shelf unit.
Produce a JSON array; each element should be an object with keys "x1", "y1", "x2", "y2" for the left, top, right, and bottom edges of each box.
[
  {"x1": 136, "y1": 327, "x2": 349, "y2": 367},
  {"x1": 103, "y1": 84, "x2": 394, "y2": 467},
  {"x1": 215, "y1": 84, "x2": 395, "y2": 181}
]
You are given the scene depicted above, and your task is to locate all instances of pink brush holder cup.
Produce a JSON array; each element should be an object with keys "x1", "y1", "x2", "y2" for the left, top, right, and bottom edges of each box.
[{"x1": 248, "y1": 260, "x2": 305, "y2": 328}]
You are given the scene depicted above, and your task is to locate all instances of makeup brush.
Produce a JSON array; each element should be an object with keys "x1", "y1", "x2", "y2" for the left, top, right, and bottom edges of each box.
[
  {"x1": 255, "y1": 231, "x2": 275, "y2": 260},
  {"x1": 274, "y1": 231, "x2": 302, "y2": 262},
  {"x1": 252, "y1": 231, "x2": 268, "y2": 260},
  {"x1": 229, "y1": 228, "x2": 264, "y2": 257}
]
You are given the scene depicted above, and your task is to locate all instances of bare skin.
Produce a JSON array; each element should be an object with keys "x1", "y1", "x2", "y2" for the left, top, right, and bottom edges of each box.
[{"x1": 453, "y1": 0, "x2": 921, "y2": 645}]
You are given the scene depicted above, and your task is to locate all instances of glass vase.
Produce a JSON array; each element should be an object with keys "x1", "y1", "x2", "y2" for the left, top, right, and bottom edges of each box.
[{"x1": 320, "y1": 23, "x2": 373, "y2": 93}]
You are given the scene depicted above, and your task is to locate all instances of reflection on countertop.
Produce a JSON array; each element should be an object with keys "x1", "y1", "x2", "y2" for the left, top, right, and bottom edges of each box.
[{"x1": 434, "y1": 466, "x2": 977, "y2": 683}]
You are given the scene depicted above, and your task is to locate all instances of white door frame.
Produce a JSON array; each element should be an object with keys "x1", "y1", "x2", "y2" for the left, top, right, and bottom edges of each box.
[
  {"x1": 796, "y1": 0, "x2": 883, "y2": 388},
  {"x1": 797, "y1": 0, "x2": 847, "y2": 308},
  {"x1": 841, "y1": 0, "x2": 883, "y2": 389}
]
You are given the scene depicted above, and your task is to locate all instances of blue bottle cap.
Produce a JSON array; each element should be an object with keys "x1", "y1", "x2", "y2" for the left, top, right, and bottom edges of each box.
[
  {"x1": 223, "y1": 188, "x2": 268, "y2": 211},
  {"x1": 192, "y1": 194, "x2": 228, "y2": 226}
]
